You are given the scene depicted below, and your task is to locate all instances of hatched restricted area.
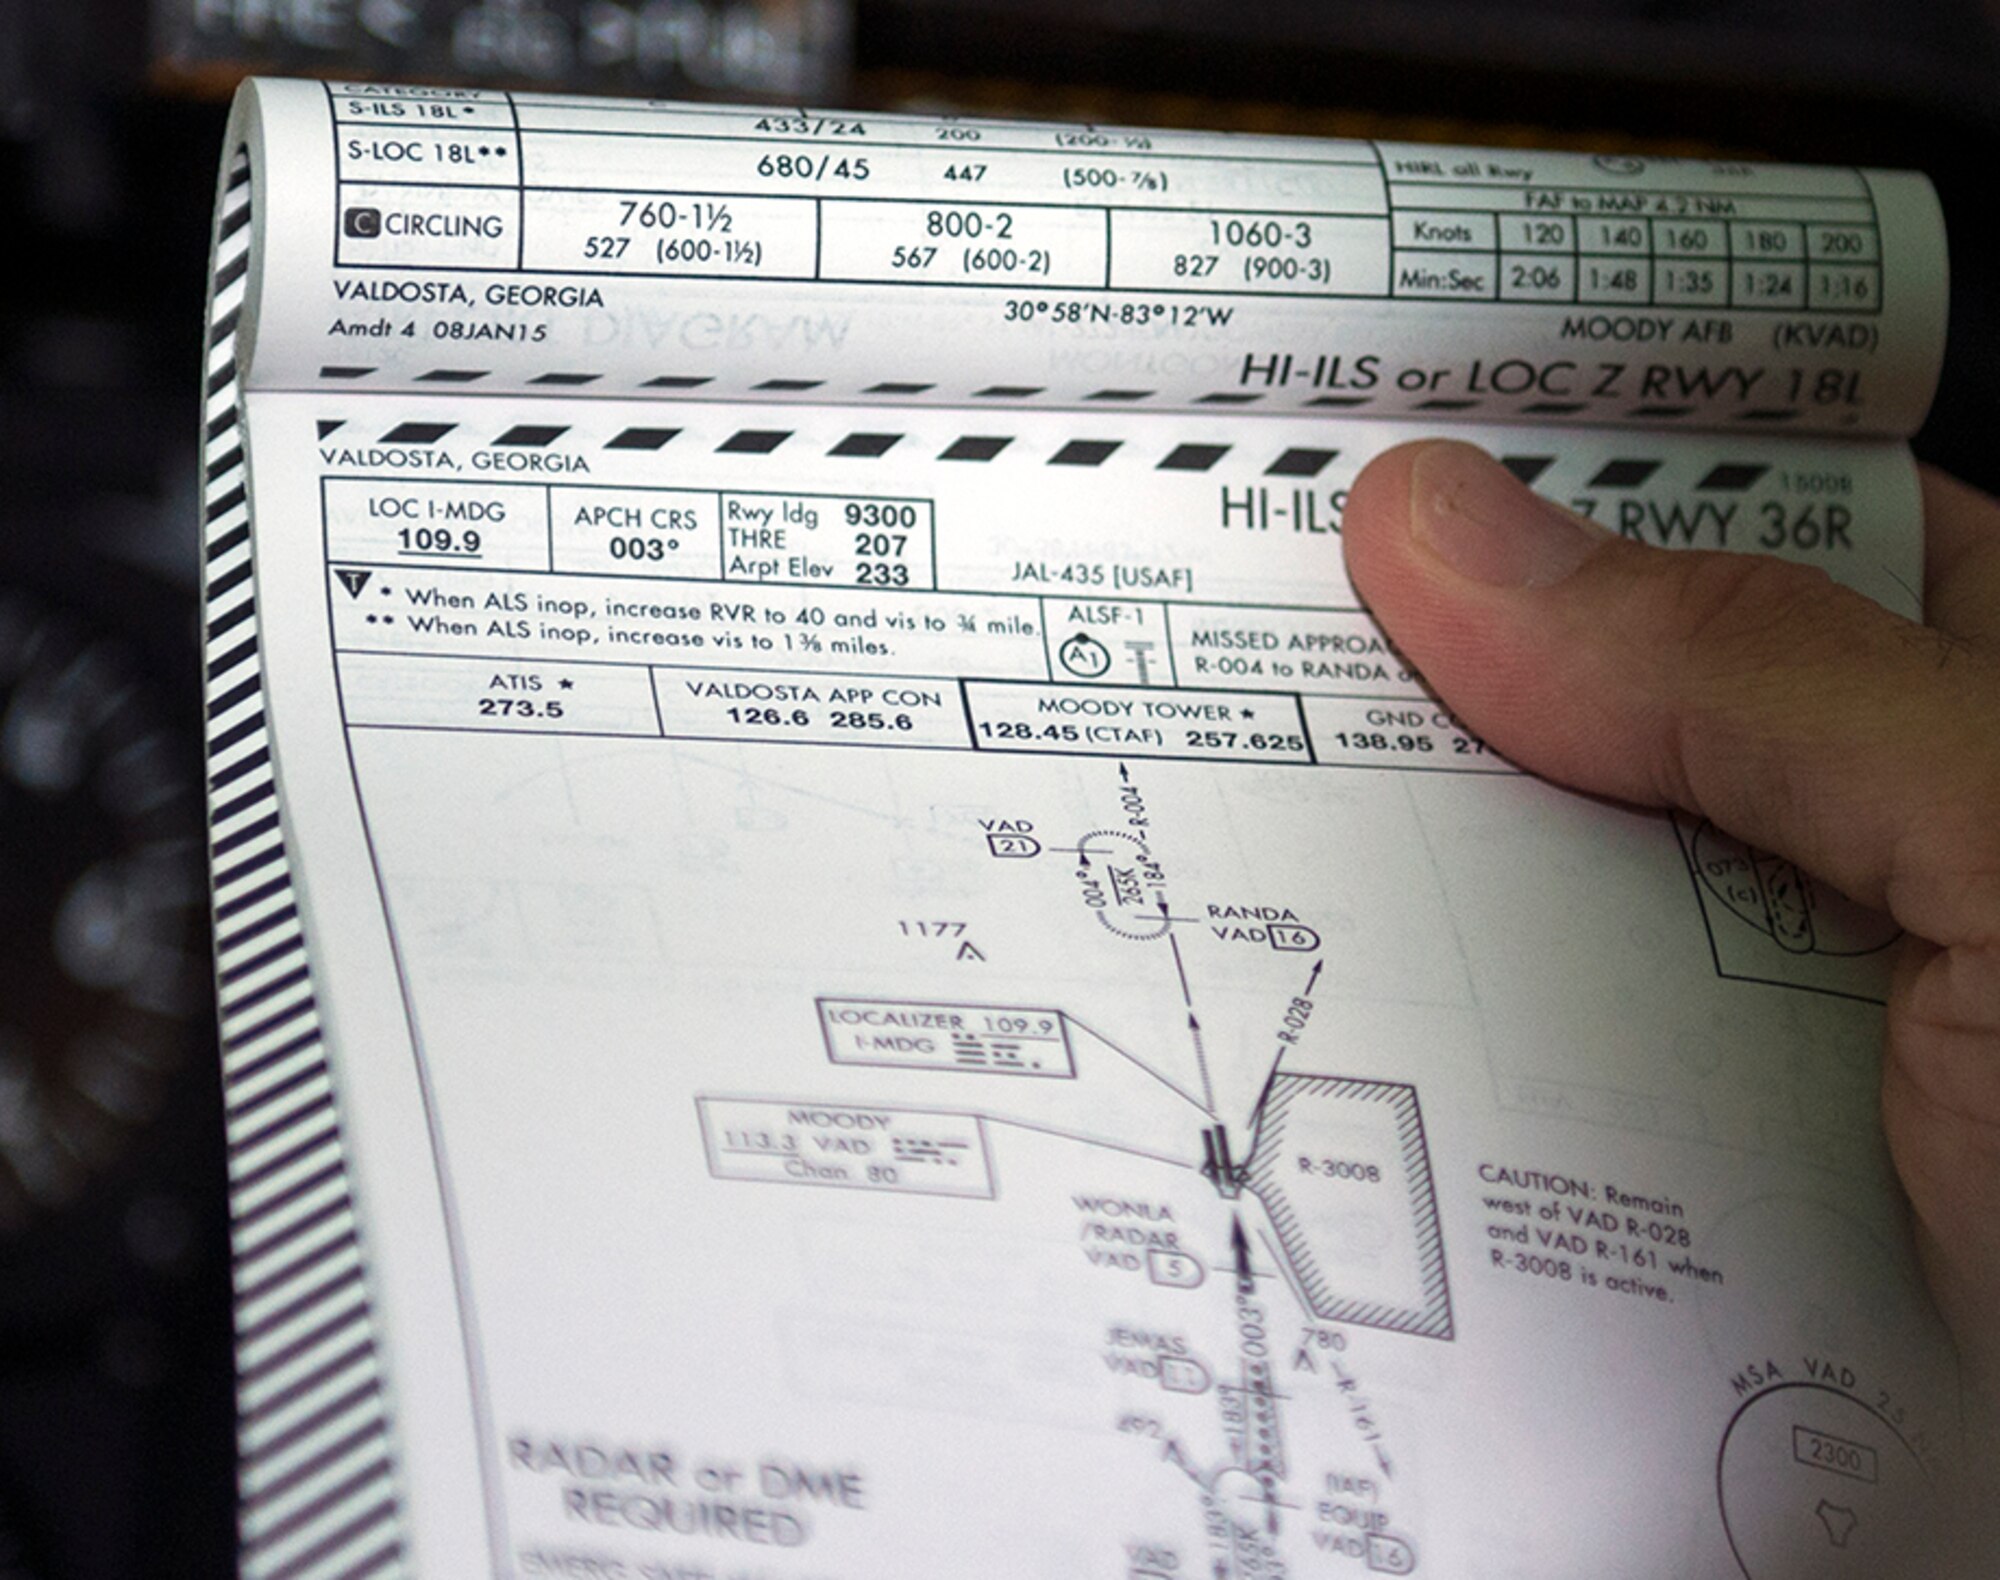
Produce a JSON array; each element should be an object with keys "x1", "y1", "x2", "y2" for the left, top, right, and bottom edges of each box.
[{"x1": 1245, "y1": 1075, "x2": 1453, "y2": 1339}]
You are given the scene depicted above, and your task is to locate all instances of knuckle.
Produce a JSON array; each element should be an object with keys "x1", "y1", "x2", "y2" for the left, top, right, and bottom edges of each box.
[
  {"x1": 1886, "y1": 944, "x2": 2000, "y2": 1122},
  {"x1": 1648, "y1": 554, "x2": 1846, "y2": 824},
  {"x1": 1905, "y1": 804, "x2": 2000, "y2": 949},
  {"x1": 1665, "y1": 552, "x2": 1843, "y2": 678}
]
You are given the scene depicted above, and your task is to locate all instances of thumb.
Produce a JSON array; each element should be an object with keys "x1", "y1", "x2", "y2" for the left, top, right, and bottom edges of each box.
[
  {"x1": 1342, "y1": 438, "x2": 2000, "y2": 1404},
  {"x1": 1340, "y1": 439, "x2": 2000, "y2": 949}
]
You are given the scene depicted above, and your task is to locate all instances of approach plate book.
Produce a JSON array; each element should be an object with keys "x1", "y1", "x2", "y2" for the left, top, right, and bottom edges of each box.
[{"x1": 201, "y1": 78, "x2": 1982, "y2": 1579}]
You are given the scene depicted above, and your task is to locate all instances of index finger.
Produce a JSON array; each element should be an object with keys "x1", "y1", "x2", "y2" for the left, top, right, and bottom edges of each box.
[{"x1": 1921, "y1": 465, "x2": 2000, "y2": 650}]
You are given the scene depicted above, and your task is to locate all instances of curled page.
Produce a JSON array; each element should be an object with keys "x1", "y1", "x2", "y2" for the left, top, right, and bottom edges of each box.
[
  {"x1": 225, "y1": 79, "x2": 1947, "y2": 433},
  {"x1": 203, "y1": 77, "x2": 1986, "y2": 1580}
]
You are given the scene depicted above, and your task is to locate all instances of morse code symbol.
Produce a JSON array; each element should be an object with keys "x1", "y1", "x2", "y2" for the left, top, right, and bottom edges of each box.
[{"x1": 343, "y1": 206, "x2": 383, "y2": 239}]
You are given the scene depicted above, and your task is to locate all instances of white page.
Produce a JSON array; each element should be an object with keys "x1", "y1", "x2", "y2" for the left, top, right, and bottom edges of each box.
[
  {"x1": 202, "y1": 81, "x2": 1985, "y2": 1580},
  {"x1": 230, "y1": 79, "x2": 1945, "y2": 433}
]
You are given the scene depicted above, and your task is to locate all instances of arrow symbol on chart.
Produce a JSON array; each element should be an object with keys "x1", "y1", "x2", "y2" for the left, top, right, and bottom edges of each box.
[
  {"x1": 1188, "y1": 1011, "x2": 1215, "y2": 1112},
  {"x1": 1168, "y1": 932, "x2": 1216, "y2": 1112},
  {"x1": 335, "y1": 568, "x2": 373, "y2": 599},
  {"x1": 1231, "y1": 1213, "x2": 1254, "y2": 1293},
  {"x1": 359, "y1": 0, "x2": 420, "y2": 46}
]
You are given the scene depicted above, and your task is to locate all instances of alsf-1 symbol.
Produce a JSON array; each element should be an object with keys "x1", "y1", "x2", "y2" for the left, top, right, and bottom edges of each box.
[{"x1": 1058, "y1": 630, "x2": 1113, "y2": 678}]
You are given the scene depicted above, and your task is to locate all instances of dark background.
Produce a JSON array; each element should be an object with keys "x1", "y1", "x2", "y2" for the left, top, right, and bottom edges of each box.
[{"x1": 0, "y1": 3, "x2": 1994, "y2": 1574}]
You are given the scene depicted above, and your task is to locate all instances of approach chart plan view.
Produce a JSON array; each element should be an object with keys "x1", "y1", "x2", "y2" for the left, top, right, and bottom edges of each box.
[{"x1": 201, "y1": 79, "x2": 1984, "y2": 1580}]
